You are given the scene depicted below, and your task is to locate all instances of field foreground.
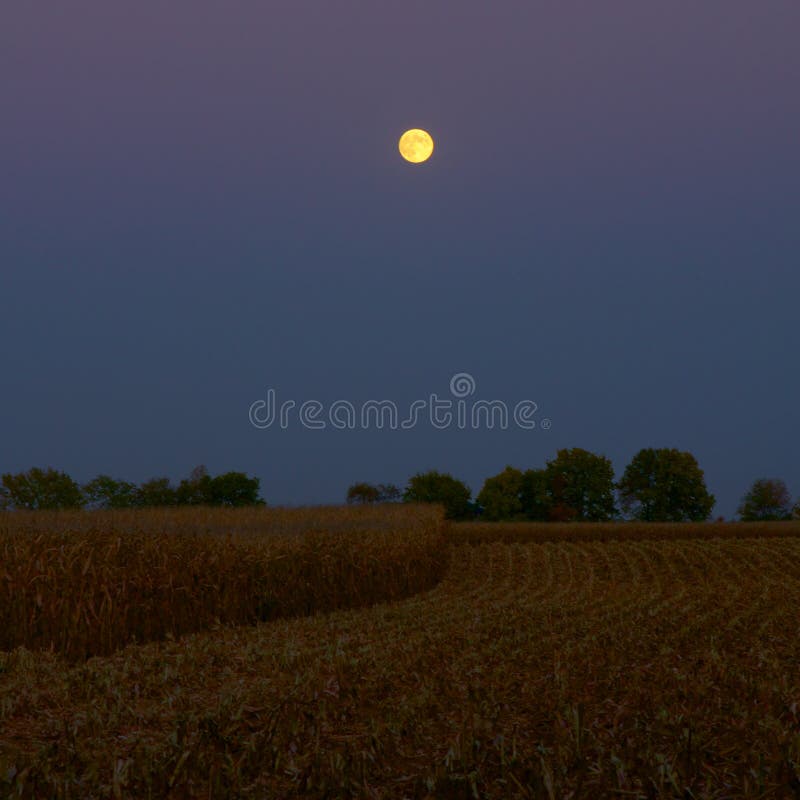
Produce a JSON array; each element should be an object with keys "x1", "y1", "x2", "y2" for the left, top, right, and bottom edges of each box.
[{"x1": 2, "y1": 514, "x2": 800, "y2": 797}]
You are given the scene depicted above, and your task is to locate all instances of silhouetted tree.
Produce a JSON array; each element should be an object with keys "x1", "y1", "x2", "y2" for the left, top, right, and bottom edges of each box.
[
  {"x1": 208, "y1": 471, "x2": 263, "y2": 506},
  {"x1": 0, "y1": 467, "x2": 85, "y2": 511},
  {"x1": 83, "y1": 475, "x2": 138, "y2": 509},
  {"x1": 737, "y1": 478, "x2": 793, "y2": 521},
  {"x1": 477, "y1": 466, "x2": 524, "y2": 521},
  {"x1": 135, "y1": 477, "x2": 178, "y2": 508},
  {"x1": 347, "y1": 483, "x2": 381, "y2": 504},
  {"x1": 176, "y1": 465, "x2": 213, "y2": 505},
  {"x1": 617, "y1": 448, "x2": 715, "y2": 521},
  {"x1": 544, "y1": 448, "x2": 617, "y2": 521},
  {"x1": 346, "y1": 482, "x2": 402, "y2": 504},
  {"x1": 546, "y1": 472, "x2": 579, "y2": 522},
  {"x1": 404, "y1": 470, "x2": 473, "y2": 520},
  {"x1": 173, "y1": 466, "x2": 263, "y2": 507},
  {"x1": 519, "y1": 468, "x2": 552, "y2": 521}
]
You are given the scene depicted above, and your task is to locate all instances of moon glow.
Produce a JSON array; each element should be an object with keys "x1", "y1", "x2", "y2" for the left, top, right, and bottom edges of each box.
[{"x1": 398, "y1": 129, "x2": 434, "y2": 163}]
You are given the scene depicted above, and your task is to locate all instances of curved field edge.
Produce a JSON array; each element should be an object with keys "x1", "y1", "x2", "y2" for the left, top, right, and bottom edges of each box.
[
  {"x1": 2, "y1": 538, "x2": 800, "y2": 798},
  {"x1": 0, "y1": 505, "x2": 448, "y2": 660}
]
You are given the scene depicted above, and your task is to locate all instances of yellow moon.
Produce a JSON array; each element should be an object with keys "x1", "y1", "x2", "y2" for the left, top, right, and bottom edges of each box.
[{"x1": 398, "y1": 129, "x2": 434, "y2": 163}]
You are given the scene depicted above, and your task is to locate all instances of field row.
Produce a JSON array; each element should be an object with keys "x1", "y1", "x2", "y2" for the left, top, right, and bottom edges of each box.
[
  {"x1": 448, "y1": 519, "x2": 800, "y2": 544},
  {"x1": 3, "y1": 536, "x2": 800, "y2": 797}
]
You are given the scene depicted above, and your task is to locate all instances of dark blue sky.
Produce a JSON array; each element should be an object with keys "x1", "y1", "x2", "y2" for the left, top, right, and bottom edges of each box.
[{"x1": 2, "y1": 2, "x2": 798, "y2": 517}]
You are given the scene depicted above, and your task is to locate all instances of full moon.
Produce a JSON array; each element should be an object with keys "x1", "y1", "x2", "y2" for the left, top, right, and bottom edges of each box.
[{"x1": 398, "y1": 129, "x2": 434, "y2": 163}]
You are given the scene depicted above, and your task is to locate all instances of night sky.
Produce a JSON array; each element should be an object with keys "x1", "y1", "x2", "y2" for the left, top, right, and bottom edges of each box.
[{"x1": 2, "y1": 2, "x2": 799, "y2": 517}]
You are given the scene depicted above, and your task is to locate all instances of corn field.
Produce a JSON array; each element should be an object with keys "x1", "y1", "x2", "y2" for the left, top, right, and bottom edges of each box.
[
  {"x1": 0, "y1": 505, "x2": 448, "y2": 661},
  {"x1": 2, "y1": 509, "x2": 800, "y2": 798}
]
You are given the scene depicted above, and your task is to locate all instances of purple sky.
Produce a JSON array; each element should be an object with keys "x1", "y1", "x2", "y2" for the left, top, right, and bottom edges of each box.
[{"x1": 2, "y1": 2, "x2": 799, "y2": 516}]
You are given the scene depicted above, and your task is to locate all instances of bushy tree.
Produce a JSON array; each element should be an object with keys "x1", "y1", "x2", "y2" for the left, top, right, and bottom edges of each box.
[
  {"x1": 176, "y1": 465, "x2": 213, "y2": 505},
  {"x1": 347, "y1": 483, "x2": 380, "y2": 504},
  {"x1": 545, "y1": 472, "x2": 578, "y2": 522},
  {"x1": 520, "y1": 468, "x2": 552, "y2": 521},
  {"x1": 0, "y1": 467, "x2": 85, "y2": 510},
  {"x1": 83, "y1": 475, "x2": 138, "y2": 509},
  {"x1": 477, "y1": 466, "x2": 524, "y2": 521},
  {"x1": 208, "y1": 471, "x2": 263, "y2": 506},
  {"x1": 346, "y1": 482, "x2": 402, "y2": 504},
  {"x1": 617, "y1": 448, "x2": 715, "y2": 522},
  {"x1": 135, "y1": 477, "x2": 178, "y2": 508},
  {"x1": 404, "y1": 470, "x2": 473, "y2": 520},
  {"x1": 737, "y1": 478, "x2": 793, "y2": 521},
  {"x1": 176, "y1": 466, "x2": 263, "y2": 507},
  {"x1": 544, "y1": 448, "x2": 617, "y2": 521}
]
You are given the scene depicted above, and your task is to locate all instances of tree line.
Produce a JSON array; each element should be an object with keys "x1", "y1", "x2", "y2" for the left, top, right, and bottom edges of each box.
[
  {"x1": 0, "y1": 466, "x2": 264, "y2": 511},
  {"x1": 2, "y1": 450, "x2": 796, "y2": 521},
  {"x1": 348, "y1": 447, "x2": 800, "y2": 523}
]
